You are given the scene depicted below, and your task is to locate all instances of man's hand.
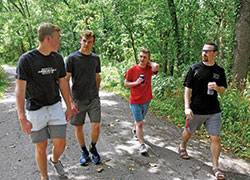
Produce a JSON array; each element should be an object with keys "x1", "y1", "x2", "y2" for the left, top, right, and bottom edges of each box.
[
  {"x1": 185, "y1": 108, "x2": 193, "y2": 120},
  {"x1": 136, "y1": 77, "x2": 144, "y2": 85},
  {"x1": 20, "y1": 116, "x2": 32, "y2": 135},
  {"x1": 65, "y1": 108, "x2": 72, "y2": 121},
  {"x1": 71, "y1": 101, "x2": 79, "y2": 114}
]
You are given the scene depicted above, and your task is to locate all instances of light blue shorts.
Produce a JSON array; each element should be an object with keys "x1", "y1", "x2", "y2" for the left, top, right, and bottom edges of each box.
[
  {"x1": 185, "y1": 112, "x2": 222, "y2": 135},
  {"x1": 129, "y1": 100, "x2": 151, "y2": 122}
]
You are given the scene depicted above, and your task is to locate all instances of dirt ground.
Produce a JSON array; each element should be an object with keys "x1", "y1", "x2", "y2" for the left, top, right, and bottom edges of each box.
[{"x1": 0, "y1": 65, "x2": 249, "y2": 180}]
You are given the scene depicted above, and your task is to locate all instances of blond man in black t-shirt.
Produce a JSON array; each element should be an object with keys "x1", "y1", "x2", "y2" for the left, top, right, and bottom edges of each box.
[{"x1": 15, "y1": 23, "x2": 72, "y2": 180}]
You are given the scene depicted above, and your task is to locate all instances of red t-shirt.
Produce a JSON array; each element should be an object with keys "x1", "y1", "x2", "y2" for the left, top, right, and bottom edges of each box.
[{"x1": 124, "y1": 65, "x2": 154, "y2": 104}]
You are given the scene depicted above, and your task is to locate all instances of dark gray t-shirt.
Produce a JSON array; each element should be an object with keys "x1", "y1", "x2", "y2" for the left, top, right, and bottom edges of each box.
[
  {"x1": 183, "y1": 62, "x2": 227, "y2": 115},
  {"x1": 15, "y1": 49, "x2": 66, "y2": 110},
  {"x1": 66, "y1": 51, "x2": 101, "y2": 100}
]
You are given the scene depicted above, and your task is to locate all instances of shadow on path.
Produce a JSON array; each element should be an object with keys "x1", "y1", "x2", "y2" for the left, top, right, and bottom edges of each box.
[{"x1": 0, "y1": 65, "x2": 249, "y2": 180}]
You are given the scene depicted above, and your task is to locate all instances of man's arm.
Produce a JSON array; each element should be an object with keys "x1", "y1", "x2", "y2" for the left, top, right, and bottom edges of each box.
[
  {"x1": 15, "y1": 79, "x2": 32, "y2": 135},
  {"x1": 58, "y1": 76, "x2": 72, "y2": 121},
  {"x1": 65, "y1": 72, "x2": 79, "y2": 114},
  {"x1": 148, "y1": 61, "x2": 159, "y2": 72},
  {"x1": 96, "y1": 73, "x2": 101, "y2": 90},
  {"x1": 124, "y1": 78, "x2": 143, "y2": 88},
  {"x1": 208, "y1": 82, "x2": 226, "y2": 94},
  {"x1": 184, "y1": 87, "x2": 193, "y2": 120}
]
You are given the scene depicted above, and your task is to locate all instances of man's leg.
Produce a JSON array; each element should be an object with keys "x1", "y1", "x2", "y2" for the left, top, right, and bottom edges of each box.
[
  {"x1": 51, "y1": 138, "x2": 66, "y2": 162},
  {"x1": 181, "y1": 129, "x2": 192, "y2": 149},
  {"x1": 136, "y1": 121, "x2": 144, "y2": 144},
  {"x1": 89, "y1": 122, "x2": 101, "y2": 164},
  {"x1": 179, "y1": 129, "x2": 192, "y2": 159},
  {"x1": 35, "y1": 140, "x2": 48, "y2": 180},
  {"x1": 91, "y1": 122, "x2": 100, "y2": 143},
  {"x1": 75, "y1": 125, "x2": 91, "y2": 165},
  {"x1": 210, "y1": 135, "x2": 220, "y2": 170},
  {"x1": 75, "y1": 125, "x2": 85, "y2": 146}
]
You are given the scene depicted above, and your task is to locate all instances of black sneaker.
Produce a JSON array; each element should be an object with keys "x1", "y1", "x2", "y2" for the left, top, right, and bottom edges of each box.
[
  {"x1": 132, "y1": 129, "x2": 138, "y2": 140},
  {"x1": 89, "y1": 145, "x2": 100, "y2": 164}
]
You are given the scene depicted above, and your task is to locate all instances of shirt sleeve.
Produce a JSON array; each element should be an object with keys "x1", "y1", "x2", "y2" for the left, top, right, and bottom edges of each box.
[
  {"x1": 58, "y1": 55, "x2": 66, "y2": 78},
  {"x1": 15, "y1": 55, "x2": 29, "y2": 81},
  {"x1": 65, "y1": 55, "x2": 73, "y2": 73},
  {"x1": 218, "y1": 68, "x2": 227, "y2": 89},
  {"x1": 124, "y1": 68, "x2": 133, "y2": 82},
  {"x1": 183, "y1": 67, "x2": 195, "y2": 88},
  {"x1": 96, "y1": 56, "x2": 101, "y2": 73}
]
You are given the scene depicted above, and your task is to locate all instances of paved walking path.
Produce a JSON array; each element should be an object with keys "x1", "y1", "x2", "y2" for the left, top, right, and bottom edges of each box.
[{"x1": 0, "y1": 65, "x2": 249, "y2": 180}]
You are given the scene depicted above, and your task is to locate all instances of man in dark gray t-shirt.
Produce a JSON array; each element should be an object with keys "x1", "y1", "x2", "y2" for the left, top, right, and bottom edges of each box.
[{"x1": 65, "y1": 30, "x2": 101, "y2": 166}]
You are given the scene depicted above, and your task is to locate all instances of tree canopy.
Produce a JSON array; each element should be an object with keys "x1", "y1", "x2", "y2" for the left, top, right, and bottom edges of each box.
[{"x1": 0, "y1": 0, "x2": 249, "y2": 83}]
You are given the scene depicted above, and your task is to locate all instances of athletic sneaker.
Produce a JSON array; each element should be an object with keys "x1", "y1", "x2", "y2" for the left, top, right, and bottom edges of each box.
[
  {"x1": 140, "y1": 144, "x2": 147, "y2": 154},
  {"x1": 89, "y1": 145, "x2": 100, "y2": 164},
  {"x1": 132, "y1": 129, "x2": 138, "y2": 139},
  {"x1": 80, "y1": 151, "x2": 91, "y2": 166},
  {"x1": 48, "y1": 155, "x2": 65, "y2": 176}
]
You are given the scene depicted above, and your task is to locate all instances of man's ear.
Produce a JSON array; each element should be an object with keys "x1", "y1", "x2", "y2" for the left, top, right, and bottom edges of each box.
[
  {"x1": 45, "y1": 35, "x2": 51, "y2": 41},
  {"x1": 214, "y1": 51, "x2": 218, "y2": 56}
]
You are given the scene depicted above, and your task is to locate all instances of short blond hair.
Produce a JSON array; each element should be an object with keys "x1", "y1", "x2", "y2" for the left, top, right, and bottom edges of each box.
[{"x1": 38, "y1": 22, "x2": 61, "y2": 42}]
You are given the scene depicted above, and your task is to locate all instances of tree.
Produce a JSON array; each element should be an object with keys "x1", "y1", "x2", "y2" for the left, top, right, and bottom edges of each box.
[{"x1": 231, "y1": 0, "x2": 250, "y2": 88}]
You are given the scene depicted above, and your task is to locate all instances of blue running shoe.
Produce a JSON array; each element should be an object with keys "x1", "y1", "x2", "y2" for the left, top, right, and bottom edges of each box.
[
  {"x1": 80, "y1": 151, "x2": 90, "y2": 166},
  {"x1": 89, "y1": 145, "x2": 100, "y2": 164}
]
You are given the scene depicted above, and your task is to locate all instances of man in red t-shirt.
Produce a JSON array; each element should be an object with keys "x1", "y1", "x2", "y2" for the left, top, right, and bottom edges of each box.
[{"x1": 124, "y1": 48, "x2": 159, "y2": 154}]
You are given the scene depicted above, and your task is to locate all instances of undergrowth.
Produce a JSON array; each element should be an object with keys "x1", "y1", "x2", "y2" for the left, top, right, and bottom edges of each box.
[{"x1": 0, "y1": 66, "x2": 8, "y2": 98}]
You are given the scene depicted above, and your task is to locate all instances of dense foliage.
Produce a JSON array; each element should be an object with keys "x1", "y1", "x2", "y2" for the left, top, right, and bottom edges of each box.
[
  {"x1": 0, "y1": 0, "x2": 249, "y2": 159},
  {"x1": 0, "y1": 0, "x2": 247, "y2": 78}
]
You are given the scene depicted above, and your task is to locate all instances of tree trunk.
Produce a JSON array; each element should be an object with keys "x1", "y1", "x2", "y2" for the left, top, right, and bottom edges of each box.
[
  {"x1": 167, "y1": 0, "x2": 184, "y2": 73},
  {"x1": 160, "y1": 30, "x2": 170, "y2": 74},
  {"x1": 231, "y1": 0, "x2": 250, "y2": 89}
]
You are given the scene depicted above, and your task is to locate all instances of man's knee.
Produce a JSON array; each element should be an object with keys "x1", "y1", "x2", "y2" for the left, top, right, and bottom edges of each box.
[
  {"x1": 183, "y1": 129, "x2": 193, "y2": 136},
  {"x1": 35, "y1": 140, "x2": 48, "y2": 153},
  {"x1": 92, "y1": 123, "x2": 100, "y2": 131},
  {"x1": 210, "y1": 135, "x2": 220, "y2": 143},
  {"x1": 75, "y1": 125, "x2": 83, "y2": 133},
  {"x1": 52, "y1": 138, "x2": 66, "y2": 151},
  {"x1": 136, "y1": 121, "x2": 144, "y2": 128}
]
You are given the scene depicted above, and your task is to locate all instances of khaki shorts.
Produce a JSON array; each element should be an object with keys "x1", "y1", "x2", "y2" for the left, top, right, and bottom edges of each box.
[
  {"x1": 26, "y1": 101, "x2": 67, "y2": 143},
  {"x1": 70, "y1": 96, "x2": 101, "y2": 126}
]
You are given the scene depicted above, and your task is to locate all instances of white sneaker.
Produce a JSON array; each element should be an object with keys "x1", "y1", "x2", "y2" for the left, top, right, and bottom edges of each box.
[
  {"x1": 140, "y1": 144, "x2": 147, "y2": 154},
  {"x1": 48, "y1": 155, "x2": 66, "y2": 176}
]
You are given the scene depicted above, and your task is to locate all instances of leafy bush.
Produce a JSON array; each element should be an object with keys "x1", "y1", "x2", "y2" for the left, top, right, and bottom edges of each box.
[{"x1": 0, "y1": 66, "x2": 8, "y2": 98}]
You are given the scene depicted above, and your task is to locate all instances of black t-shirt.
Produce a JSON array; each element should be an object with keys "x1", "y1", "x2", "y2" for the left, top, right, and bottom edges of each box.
[
  {"x1": 66, "y1": 51, "x2": 101, "y2": 100},
  {"x1": 183, "y1": 62, "x2": 227, "y2": 115},
  {"x1": 15, "y1": 49, "x2": 66, "y2": 110}
]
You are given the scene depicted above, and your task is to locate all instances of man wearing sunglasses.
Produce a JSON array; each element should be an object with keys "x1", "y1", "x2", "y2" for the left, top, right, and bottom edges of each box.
[{"x1": 179, "y1": 42, "x2": 227, "y2": 180}]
